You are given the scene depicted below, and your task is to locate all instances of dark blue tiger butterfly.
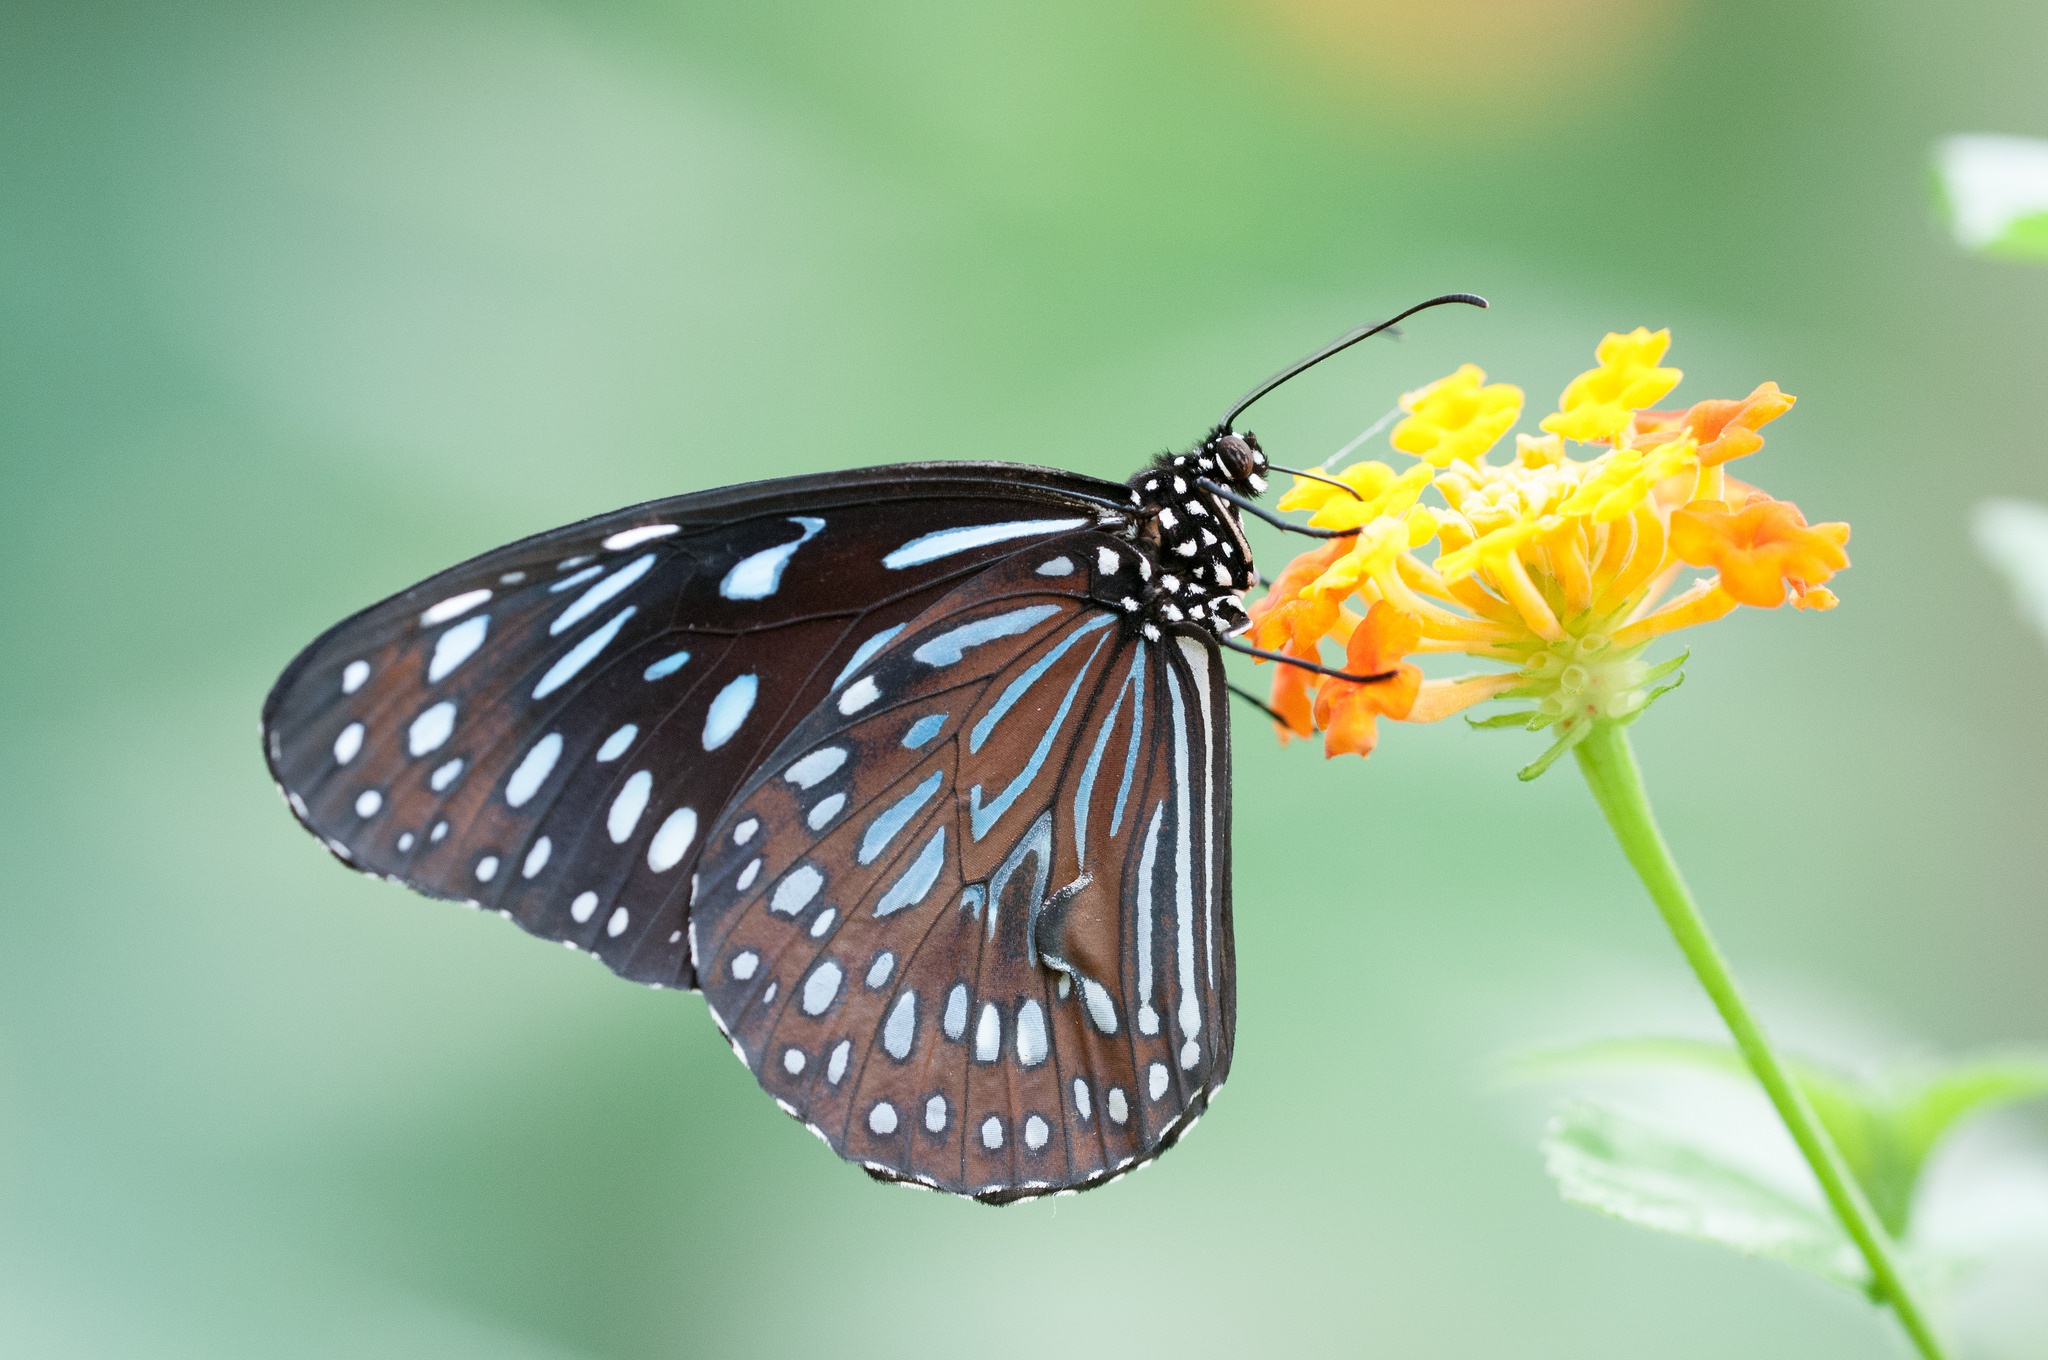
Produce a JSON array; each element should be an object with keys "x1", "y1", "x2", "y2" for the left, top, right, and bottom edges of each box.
[{"x1": 263, "y1": 294, "x2": 1485, "y2": 1203}]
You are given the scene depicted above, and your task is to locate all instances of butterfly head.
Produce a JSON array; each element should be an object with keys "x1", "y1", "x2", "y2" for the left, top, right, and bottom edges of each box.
[{"x1": 1202, "y1": 428, "x2": 1269, "y2": 498}]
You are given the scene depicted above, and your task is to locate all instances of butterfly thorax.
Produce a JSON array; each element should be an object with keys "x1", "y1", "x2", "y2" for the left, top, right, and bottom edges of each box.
[{"x1": 1119, "y1": 427, "x2": 1265, "y2": 642}]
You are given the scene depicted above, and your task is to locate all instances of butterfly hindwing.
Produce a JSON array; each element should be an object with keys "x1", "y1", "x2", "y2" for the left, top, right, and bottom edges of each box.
[
  {"x1": 262, "y1": 464, "x2": 1133, "y2": 986},
  {"x1": 691, "y1": 531, "x2": 1234, "y2": 1200}
]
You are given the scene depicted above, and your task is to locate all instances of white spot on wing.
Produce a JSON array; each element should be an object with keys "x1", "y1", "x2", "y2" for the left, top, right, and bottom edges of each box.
[
  {"x1": 407, "y1": 702, "x2": 456, "y2": 756},
  {"x1": 784, "y1": 747, "x2": 847, "y2": 788},
  {"x1": 1108, "y1": 1088, "x2": 1128, "y2": 1124},
  {"x1": 333, "y1": 722, "x2": 365, "y2": 764},
  {"x1": 828, "y1": 1040, "x2": 851, "y2": 1084},
  {"x1": 596, "y1": 724, "x2": 636, "y2": 761},
  {"x1": 505, "y1": 734, "x2": 562, "y2": 807},
  {"x1": 421, "y1": 589, "x2": 490, "y2": 626},
  {"x1": 1148, "y1": 1062, "x2": 1168, "y2": 1101},
  {"x1": 606, "y1": 906, "x2": 630, "y2": 937},
  {"x1": 1073, "y1": 1078, "x2": 1092, "y2": 1120},
  {"x1": 602, "y1": 524, "x2": 678, "y2": 550},
  {"x1": 522, "y1": 837, "x2": 551, "y2": 878},
  {"x1": 944, "y1": 985, "x2": 968, "y2": 1040},
  {"x1": 354, "y1": 789, "x2": 382, "y2": 817},
  {"x1": 1036, "y1": 556, "x2": 1074, "y2": 576},
  {"x1": 430, "y1": 757, "x2": 463, "y2": 792},
  {"x1": 866, "y1": 952, "x2": 895, "y2": 988},
  {"x1": 807, "y1": 792, "x2": 846, "y2": 831},
  {"x1": 647, "y1": 807, "x2": 697, "y2": 872},
  {"x1": 475, "y1": 855, "x2": 499, "y2": 882},
  {"x1": 608, "y1": 770, "x2": 652, "y2": 842},
  {"x1": 925, "y1": 1095, "x2": 947, "y2": 1132},
  {"x1": 771, "y1": 865, "x2": 823, "y2": 915},
  {"x1": 980, "y1": 1115, "x2": 1003, "y2": 1149},
  {"x1": 1015, "y1": 1000, "x2": 1048, "y2": 1067},
  {"x1": 975, "y1": 1003, "x2": 1000, "y2": 1062},
  {"x1": 731, "y1": 950, "x2": 759, "y2": 980},
  {"x1": 1024, "y1": 1115, "x2": 1049, "y2": 1150},
  {"x1": 1080, "y1": 979, "x2": 1119, "y2": 1034},
  {"x1": 868, "y1": 1101, "x2": 898, "y2": 1135},
  {"x1": 801, "y1": 960, "x2": 843, "y2": 1015},
  {"x1": 883, "y1": 992, "x2": 917, "y2": 1059},
  {"x1": 702, "y1": 673, "x2": 758, "y2": 750},
  {"x1": 428, "y1": 615, "x2": 489, "y2": 682},
  {"x1": 782, "y1": 1048, "x2": 805, "y2": 1075},
  {"x1": 341, "y1": 660, "x2": 370, "y2": 693},
  {"x1": 838, "y1": 676, "x2": 880, "y2": 714}
]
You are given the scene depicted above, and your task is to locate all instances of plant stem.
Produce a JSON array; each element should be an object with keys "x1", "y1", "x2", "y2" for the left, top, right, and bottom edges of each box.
[{"x1": 1572, "y1": 721, "x2": 1948, "y2": 1360}]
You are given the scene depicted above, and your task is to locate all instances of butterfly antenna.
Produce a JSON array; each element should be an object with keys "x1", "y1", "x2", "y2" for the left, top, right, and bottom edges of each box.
[
  {"x1": 1225, "y1": 680, "x2": 1304, "y2": 732},
  {"x1": 1220, "y1": 635, "x2": 1399, "y2": 685},
  {"x1": 1219, "y1": 293, "x2": 1487, "y2": 433},
  {"x1": 1264, "y1": 463, "x2": 1365, "y2": 501}
]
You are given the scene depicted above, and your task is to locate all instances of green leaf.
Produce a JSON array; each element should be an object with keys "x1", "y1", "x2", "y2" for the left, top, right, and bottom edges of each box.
[
  {"x1": 1543, "y1": 1098, "x2": 1869, "y2": 1287},
  {"x1": 1893, "y1": 1054, "x2": 2048, "y2": 1191},
  {"x1": 1973, "y1": 499, "x2": 2048, "y2": 645},
  {"x1": 1934, "y1": 134, "x2": 2048, "y2": 261},
  {"x1": 1508, "y1": 1037, "x2": 2048, "y2": 1240}
]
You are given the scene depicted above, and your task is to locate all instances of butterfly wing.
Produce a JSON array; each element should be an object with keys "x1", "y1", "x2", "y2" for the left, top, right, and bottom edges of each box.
[
  {"x1": 690, "y1": 532, "x2": 1234, "y2": 1201},
  {"x1": 262, "y1": 463, "x2": 1135, "y2": 988}
]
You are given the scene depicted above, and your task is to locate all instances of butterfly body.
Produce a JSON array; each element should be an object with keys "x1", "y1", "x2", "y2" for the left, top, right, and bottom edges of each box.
[{"x1": 265, "y1": 426, "x2": 1275, "y2": 1201}]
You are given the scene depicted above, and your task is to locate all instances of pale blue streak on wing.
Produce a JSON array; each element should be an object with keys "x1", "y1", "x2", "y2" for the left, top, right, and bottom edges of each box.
[
  {"x1": 912, "y1": 605, "x2": 1060, "y2": 669},
  {"x1": 833, "y1": 623, "x2": 906, "y2": 688},
  {"x1": 859, "y1": 769, "x2": 944, "y2": 866},
  {"x1": 969, "y1": 631, "x2": 1109, "y2": 841},
  {"x1": 902, "y1": 713, "x2": 947, "y2": 749},
  {"x1": 882, "y1": 518, "x2": 1088, "y2": 570},
  {"x1": 642, "y1": 650, "x2": 690, "y2": 681},
  {"x1": 719, "y1": 516, "x2": 825, "y2": 600},
  {"x1": 874, "y1": 826, "x2": 947, "y2": 917},
  {"x1": 1110, "y1": 644, "x2": 1148, "y2": 838},
  {"x1": 533, "y1": 606, "x2": 636, "y2": 699},
  {"x1": 968, "y1": 613, "x2": 1115, "y2": 754},
  {"x1": 1072, "y1": 648, "x2": 1139, "y2": 865},
  {"x1": 1135, "y1": 799, "x2": 1165, "y2": 1030},
  {"x1": 552, "y1": 552, "x2": 656, "y2": 636},
  {"x1": 1167, "y1": 661, "x2": 1199, "y2": 1043}
]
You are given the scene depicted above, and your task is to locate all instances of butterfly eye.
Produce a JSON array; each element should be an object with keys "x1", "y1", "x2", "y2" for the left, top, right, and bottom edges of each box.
[{"x1": 1212, "y1": 433, "x2": 1259, "y2": 485}]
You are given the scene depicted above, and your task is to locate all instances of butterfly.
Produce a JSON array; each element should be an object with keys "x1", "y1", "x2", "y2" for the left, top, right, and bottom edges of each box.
[{"x1": 262, "y1": 294, "x2": 1484, "y2": 1203}]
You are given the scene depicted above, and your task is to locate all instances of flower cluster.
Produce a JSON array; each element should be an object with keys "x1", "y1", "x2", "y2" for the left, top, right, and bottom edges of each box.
[{"x1": 1246, "y1": 328, "x2": 1849, "y2": 776}]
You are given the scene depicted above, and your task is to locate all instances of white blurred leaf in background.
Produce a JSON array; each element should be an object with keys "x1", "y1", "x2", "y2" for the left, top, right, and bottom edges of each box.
[
  {"x1": 1974, "y1": 500, "x2": 2048, "y2": 644},
  {"x1": 1934, "y1": 136, "x2": 2048, "y2": 260}
]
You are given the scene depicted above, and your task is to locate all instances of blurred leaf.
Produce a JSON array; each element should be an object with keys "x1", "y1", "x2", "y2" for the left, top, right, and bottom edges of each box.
[
  {"x1": 1894, "y1": 1055, "x2": 2048, "y2": 1185},
  {"x1": 1974, "y1": 500, "x2": 2048, "y2": 645},
  {"x1": 1934, "y1": 135, "x2": 2048, "y2": 261},
  {"x1": 1508, "y1": 1037, "x2": 2048, "y2": 1244},
  {"x1": 1543, "y1": 1098, "x2": 1868, "y2": 1287}
]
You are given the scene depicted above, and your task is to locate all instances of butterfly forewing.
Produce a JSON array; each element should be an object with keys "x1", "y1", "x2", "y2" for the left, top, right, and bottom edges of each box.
[
  {"x1": 263, "y1": 464, "x2": 1132, "y2": 986},
  {"x1": 691, "y1": 532, "x2": 1234, "y2": 1200}
]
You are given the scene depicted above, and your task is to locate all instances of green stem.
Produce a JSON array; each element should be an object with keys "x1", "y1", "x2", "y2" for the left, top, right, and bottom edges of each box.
[{"x1": 1572, "y1": 721, "x2": 1948, "y2": 1360}]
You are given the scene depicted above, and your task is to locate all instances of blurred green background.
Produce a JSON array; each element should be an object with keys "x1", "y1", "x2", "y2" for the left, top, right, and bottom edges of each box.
[{"x1": 6, "y1": 0, "x2": 2048, "y2": 1355}]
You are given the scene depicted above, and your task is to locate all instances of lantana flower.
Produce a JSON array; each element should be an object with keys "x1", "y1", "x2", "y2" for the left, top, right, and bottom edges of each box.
[{"x1": 1248, "y1": 328, "x2": 1848, "y2": 777}]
